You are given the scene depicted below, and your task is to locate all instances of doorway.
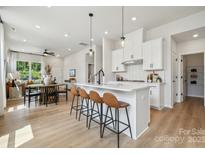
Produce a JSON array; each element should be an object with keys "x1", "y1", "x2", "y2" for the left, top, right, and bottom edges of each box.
[
  {"x1": 85, "y1": 53, "x2": 94, "y2": 83},
  {"x1": 180, "y1": 53, "x2": 204, "y2": 102}
]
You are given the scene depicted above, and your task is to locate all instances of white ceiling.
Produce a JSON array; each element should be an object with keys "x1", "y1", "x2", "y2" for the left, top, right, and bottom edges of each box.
[
  {"x1": 1, "y1": 6, "x2": 205, "y2": 56},
  {"x1": 172, "y1": 26, "x2": 205, "y2": 43}
]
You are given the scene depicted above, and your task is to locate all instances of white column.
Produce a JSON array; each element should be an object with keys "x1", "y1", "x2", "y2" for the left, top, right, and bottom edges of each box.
[{"x1": 0, "y1": 22, "x2": 6, "y2": 116}]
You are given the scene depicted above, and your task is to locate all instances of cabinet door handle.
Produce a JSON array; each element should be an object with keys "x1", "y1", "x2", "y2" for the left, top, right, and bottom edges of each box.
[{"x1": 130, "y1": 54, "x2": 134, "y2": 59}]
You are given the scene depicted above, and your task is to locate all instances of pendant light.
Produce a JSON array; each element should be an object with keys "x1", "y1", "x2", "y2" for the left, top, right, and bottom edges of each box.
[
  {"x1": 121, "y1": 6, "x2": 125, "y2": 47},
  {"x1": 89, "y1": 13, "x2": 94, "y2": 56}
]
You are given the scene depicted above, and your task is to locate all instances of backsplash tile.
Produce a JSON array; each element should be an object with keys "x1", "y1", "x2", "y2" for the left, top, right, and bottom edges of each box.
[{"x1": 115, "y1": 64, "x2": 165, "y2": 82}]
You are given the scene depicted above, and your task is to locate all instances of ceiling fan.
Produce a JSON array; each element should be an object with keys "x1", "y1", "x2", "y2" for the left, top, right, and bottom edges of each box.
[
  {"x1": 10, "y1": 49, "x2": 56, "y2": 57},
  {"x1": 43, "y1": 49, "x2": 55, "y2": 56}
]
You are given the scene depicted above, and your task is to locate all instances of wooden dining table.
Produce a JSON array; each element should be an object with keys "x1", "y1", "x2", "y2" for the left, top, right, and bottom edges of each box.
[{"x1": 26, "y1": 83, "x2": 67, "y2": 106}]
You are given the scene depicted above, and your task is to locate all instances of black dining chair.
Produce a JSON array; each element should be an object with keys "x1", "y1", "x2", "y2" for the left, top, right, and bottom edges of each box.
[{"x1": 24, "y1": 87, "x2": 41, "y2": 108}]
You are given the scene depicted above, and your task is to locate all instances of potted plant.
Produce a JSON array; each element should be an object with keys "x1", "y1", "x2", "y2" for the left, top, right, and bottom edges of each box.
[{"x1": 44, "y1": 65, "x2": 52, "y2": 85}]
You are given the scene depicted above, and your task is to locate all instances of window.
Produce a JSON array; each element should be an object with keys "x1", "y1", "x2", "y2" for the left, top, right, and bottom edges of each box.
[
  {"x1": 31, "y1": 62, "x2": 41, "y2": 80},
  {"x1": 16, "y1": 61, "x2": 29, "y2": 80},
  {"x1": 16, "y1": 61, "x2": 42, "y2": 81}
]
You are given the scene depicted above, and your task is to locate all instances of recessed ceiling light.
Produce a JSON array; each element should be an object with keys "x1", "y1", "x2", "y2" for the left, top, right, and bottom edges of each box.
[
  {"x1": 11, "y1": 27, "x2": 16, "y2": 32},
  {"x1": 64, "y1": 34, "x2": 68, "y2": 37},
  {"x1": 104, "y1": 31, "x2": 108, "y2": 35},
  {"x1": 23, "y1": 39, "x2": 27, "y2": 42},
  {"x1": 91, "y1": 38, "x2": 94, "y2": 42},
  {"x1": 193, "y1": 34, "x2": 199, "y2": 38},
  {"x1": 68, "y1": 48, "x2": 71, "y2": 51},
  {"x1": 131, "y1": 17, "x2": 137, "y2": 21},
  {"x1": 35, "y1": 25, "x2": 40, "y2": 29}
]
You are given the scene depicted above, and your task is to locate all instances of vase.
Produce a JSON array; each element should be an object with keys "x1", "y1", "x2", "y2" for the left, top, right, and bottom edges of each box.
[{"x1": 44, "y1": 75, "x2": 51, "y2": 85}]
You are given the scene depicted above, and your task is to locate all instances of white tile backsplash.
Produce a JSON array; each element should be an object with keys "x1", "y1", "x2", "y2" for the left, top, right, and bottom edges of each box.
[{"x1": 115, "y1": 64, "x2": 165, "y2": 82}]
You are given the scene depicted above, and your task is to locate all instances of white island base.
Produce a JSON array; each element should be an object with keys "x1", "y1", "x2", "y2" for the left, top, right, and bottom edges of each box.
[{"x1": 76, "y1": 83, "x2": 150, "y2": 140}]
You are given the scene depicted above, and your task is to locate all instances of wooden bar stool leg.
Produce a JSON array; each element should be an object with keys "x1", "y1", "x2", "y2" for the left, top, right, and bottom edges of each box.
[
  {"x1": 70, "y1": 96, "x2": 75, "y2": 115},
  {"x1": 125, "y1": 107, "x2": 132, "y2": 138},
  {"x1": 78, "y1": 98, "x2": 84, "y2": 121}
]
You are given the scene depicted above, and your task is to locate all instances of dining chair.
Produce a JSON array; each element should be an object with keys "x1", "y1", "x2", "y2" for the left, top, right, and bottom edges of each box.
[
  {"x1": 57, "y1": 84, "x2": 68, "y2": 102},
  {"x1": 24, "y1": 87, "x2": 41, "y2": 108}
]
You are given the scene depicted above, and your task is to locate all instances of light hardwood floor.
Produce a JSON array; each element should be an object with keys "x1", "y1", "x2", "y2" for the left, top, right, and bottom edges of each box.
[{"x1": 0, "y1": 95, "x2": 205, "y2": 148}]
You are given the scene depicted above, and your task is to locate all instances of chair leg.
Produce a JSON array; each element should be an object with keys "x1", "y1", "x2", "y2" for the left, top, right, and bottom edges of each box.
[
  {"x1": 109, "y1": 107, "x2": 115, "y2": 129},
  {"x1": 100, "y1": 103, "x2": 103, "y2": 138},
  {"x1": 35, "y1": 96, "x2": 37, "y2": 107},
  {"x1": 125, "y1": 107, "x2": 132, "y2": 138},
  {"x1": 102, "y1": 106, "x2": 109, "y2": 138},
  {"x1": 78, "y1": 98, "x2": 84, "y2": 121},
  {"x1": 116, "y1": 109, "x2": 120, "y2": 148},
  {"x1": 70, "y1": 96, "x2": 75, "y2": 115},
  {"x1": 28, "y1": 95, "x2": 31, "y2": 108},
  {"x1": 66, "y1": 91, "x2": 68, "y2": 102},
  {"x1": 24, "y1": 95, "x2": 26, "y2": 106},
  {"x1": 75, "y1": 96, "x2": 79, "y2": 119},
  {"x1": 88, "y1": 101, "x2": 95, "y2": 129},
  {"x1": 86, "y1": 99, "x2": 90, "y2": 128}
]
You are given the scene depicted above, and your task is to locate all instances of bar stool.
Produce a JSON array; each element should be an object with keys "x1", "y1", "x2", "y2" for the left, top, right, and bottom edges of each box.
[
  {"x1": 102, "y1": 92, "x2": 132, "y2": 148},
  {"x1": 88, "y1": 90, "x2": 104, "y2": 137},
  {"x1": 70, "y1": 87, "x2": 81, "y2": 119},
  {"x1": 78, "y1": 88, "x2": 91, "y2": 127}
]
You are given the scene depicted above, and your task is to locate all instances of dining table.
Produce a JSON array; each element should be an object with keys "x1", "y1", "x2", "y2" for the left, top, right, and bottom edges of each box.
[{"x1": 26, "y1": 83, "x2": 67, "y2": 106}]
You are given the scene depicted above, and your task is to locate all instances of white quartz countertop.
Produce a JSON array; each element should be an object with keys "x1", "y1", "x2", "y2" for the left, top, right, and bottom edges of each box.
[{"x1": 75, "y1": 82, "x2": 150, "y2": 92}]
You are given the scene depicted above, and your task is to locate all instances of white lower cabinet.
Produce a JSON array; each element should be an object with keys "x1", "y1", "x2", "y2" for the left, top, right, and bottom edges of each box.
[{"x1": 149, "y1": 84, "x2": 164, "y2": 110}]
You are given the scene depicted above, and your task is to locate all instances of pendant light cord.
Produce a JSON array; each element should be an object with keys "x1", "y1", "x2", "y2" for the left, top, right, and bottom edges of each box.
[
  {"x1": 89, "y1": 13, "x2": 93, "y2": 51},
  {"x1": 121, "y1": 6, "x2": 124, "y2": 39}
]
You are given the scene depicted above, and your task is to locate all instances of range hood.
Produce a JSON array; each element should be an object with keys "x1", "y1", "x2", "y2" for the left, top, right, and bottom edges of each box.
[{"x1": 122, "y1": 59, "x2": 143, "y2": 65}]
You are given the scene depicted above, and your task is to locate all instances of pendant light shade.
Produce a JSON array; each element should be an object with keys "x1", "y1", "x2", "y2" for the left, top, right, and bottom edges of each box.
[
  {"x1": 121, "y1": 6, "x2": 125, "y2": 47},
  {"x1": 89, "y1": 13, "x2": 94, "y2": 56}
]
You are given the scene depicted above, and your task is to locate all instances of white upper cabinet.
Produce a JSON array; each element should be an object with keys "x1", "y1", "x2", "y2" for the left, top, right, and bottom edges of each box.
[
  {"x1": 122, "y1": 28, "x2": 143, "y2": 63},
  {"x1": 142, "y1": 38, "x2": 163, "y2": 70},
  {"x1": 112, "y1": 48, "x2": 125, "y2": 72}
]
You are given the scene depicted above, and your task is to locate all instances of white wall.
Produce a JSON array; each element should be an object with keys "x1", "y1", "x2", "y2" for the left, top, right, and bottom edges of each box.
[
  {"x1": 145, "y1": 10, "x2": 205, "y2": 108},
  {"x1": 102, "y1": 38, "x2": 115, "y2": 82},
  {"x1": 0, "y1": 22, "x2": 6, "y2": 116},
  {"x1": 43, "y1": 56, "x2": 64, "y2": 83},
  {"x1": 177, "y1": 38, "x2": 205, "y2": 54},
  {"x1": 64, "y1": 48, "x2": 88, "y2": 83},
  {"x1": 63, "y1": 45, "x2": 102, "y2": 83}
]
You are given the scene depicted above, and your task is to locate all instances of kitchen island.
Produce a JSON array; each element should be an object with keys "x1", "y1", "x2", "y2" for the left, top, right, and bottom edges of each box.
[{"x1": 75, "y1": 82, "x2": 150, "y2": 140}]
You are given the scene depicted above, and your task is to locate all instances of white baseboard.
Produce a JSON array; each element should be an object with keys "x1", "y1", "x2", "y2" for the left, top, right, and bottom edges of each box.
[
  {"x1": 187, "y1": 95, "x2": 204, "y2": 98},
  {"x1": 134, "y1": 126, "x2": 149, "y2": 140},
  {"x1": 164, "y1": 104, "x2": 173, "y2": 109}
]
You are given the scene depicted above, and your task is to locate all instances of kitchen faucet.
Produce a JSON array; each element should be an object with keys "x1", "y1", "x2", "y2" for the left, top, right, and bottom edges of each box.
[{"x1": 97, "y1": 68, "x2": 105, "y2": 85}]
